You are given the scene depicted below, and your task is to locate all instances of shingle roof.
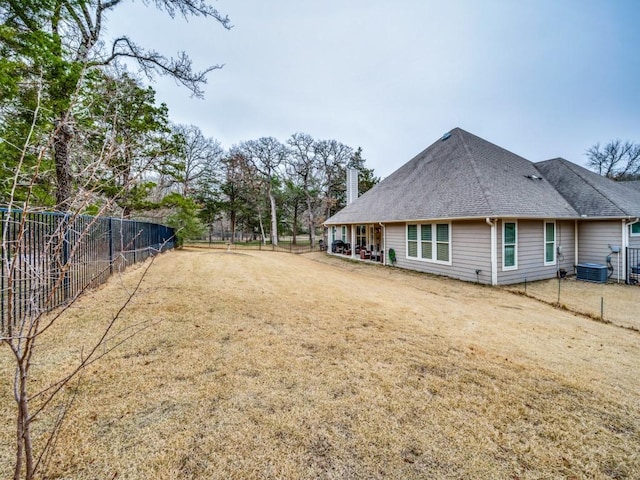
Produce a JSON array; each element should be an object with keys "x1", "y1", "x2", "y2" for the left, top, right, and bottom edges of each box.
[
  {"x1": 535, "y1": 158, "x2": 640, "y2": 217},
  {"x1": 325, "y1": 128, "x2": 579, "y2": 224},
  {"x1": 620, "y1": 180, "x2": 640, "y2": 193}
]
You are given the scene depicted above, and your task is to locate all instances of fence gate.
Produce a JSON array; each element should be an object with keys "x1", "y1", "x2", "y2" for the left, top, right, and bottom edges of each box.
[{"x1": 627, "y1": 247, "x2": 640, "y2": 285}]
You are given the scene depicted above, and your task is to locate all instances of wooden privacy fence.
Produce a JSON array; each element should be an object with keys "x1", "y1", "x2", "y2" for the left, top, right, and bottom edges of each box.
[{"x1": 1, "y1": 209, "x2": 175, "y2": 334}]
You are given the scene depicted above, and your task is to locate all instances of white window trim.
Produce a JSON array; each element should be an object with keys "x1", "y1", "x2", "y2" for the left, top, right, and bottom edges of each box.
[
  {"x1": 544, "y1": 220, "x2": 556, "y2": 266},
  {"x1": 406, "y1": 222, "x2": 452, "y2": 266},
  {"x1": 502, "y1": 220, "x2": 518, "y2": 271},
  {"x1": 341, "y1": 225, "x2": 347, "y2": 242},
  {"x1": 631, "y1": 222, "x2": 640, "y2": 236}
]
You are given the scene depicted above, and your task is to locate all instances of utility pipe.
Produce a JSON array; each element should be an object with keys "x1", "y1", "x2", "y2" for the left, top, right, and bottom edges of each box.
[{"x1": 574, "y1": 219, "x2": 579, "y2": 268}]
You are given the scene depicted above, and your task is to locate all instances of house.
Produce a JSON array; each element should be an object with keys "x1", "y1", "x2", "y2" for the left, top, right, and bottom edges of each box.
[
  {"x1": 536, "y1": 158, "x2": 640, "y2": 273},
  {"x1": 324, "y1": 128, "x2": 640, "y2": 285}
]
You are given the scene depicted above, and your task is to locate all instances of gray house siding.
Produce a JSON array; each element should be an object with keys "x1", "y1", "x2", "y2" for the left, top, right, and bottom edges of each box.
[
  {"x1": 385, "y1": 223, "x2": 406, "y2": 261},
  {"x1": 557, "y1": 220, "x2": 576, "y2": 274},
  {"x1": 497, "y1": 219, "x2": 573, "y2": 285},
  {"x1": 451, "y1": 220, "x2": 493, "y2": 283},
  {"x1": 330, "y1": 218, "x2": 636, "y2": 286},
  {"x1": 578, "y1": 220, "x2": 623, "y2": 278},
  {"x1": 385, "y1": 220, "x2": 492, "y2": 284}
]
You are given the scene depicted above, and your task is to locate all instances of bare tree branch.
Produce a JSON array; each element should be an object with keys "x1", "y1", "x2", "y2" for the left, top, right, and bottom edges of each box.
[
  {"x1": 587, "y1": 139, "x2": 640, "y2": 180},
  {"x1": 96, "y1": 37, "x2": 222, "y2": 97}
]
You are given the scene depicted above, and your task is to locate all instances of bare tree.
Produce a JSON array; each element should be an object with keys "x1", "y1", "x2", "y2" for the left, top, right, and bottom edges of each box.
[
  {"x1": 220, "y1": 153, "x2": 246, "y2": 243},
  {"x1": 287, "y1": 133, "x2": 322, "y2": 247},
  {"x1": 237, "y1": 138, "x2": 287, "y2": 246},
  {"x1": 586, "y1": 139, "x2": 640, "y2": 180},
  {"x1": 170, "y1": 124, "x2": 224, "y2": 196},
  {"x1": 314, "y1": 139, "x2": 353, "y2": 221}
]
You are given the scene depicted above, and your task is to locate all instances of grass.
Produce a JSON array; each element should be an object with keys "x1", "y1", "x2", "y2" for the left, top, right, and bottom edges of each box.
[
  {"x1": 1, "y1": 249, "x2": 639, "y2": 479},
  {"x1": 504, "y1": 276, "x2": 640, "y2": 331}
]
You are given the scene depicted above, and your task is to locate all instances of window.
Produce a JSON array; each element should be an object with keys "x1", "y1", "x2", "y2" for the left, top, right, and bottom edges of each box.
[
  {"x1": 420, "y1": 224, "x2": 432, "y2": 259},
  {"x1": 503, "y1": 221, "x2": 517, "y2": 269},
  {"x1": 632, "y1": 223, "x2": 640, "y2": 236},
  {"x1": 341, "y1": 226, "x2": 346, "y2": 242},
  {"x1": 406, "y1": 223, "x2": 451, "y2": 264},
  {"x1": 356, "y1": 225, "x2": 367, "y2": 247},
  {"x1": 407, "y1": 224, "x2": 418, "y2": 257},
  {"x1": 544, "y1": 221, "x2": 556, "y2": 265},
  {"x1": 436, "y1": 224, "x2": 450, "y2": 262}
]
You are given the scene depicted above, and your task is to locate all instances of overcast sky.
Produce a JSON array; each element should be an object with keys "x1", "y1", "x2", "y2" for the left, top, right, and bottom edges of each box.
[{"x1": 107, "y1": 0, "x2": 640, "y2": 178}]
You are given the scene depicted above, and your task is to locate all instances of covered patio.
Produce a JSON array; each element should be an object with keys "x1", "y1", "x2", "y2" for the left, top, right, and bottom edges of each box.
[{"x1": 328, "y1": 223, "x2": 385, "y2": 264}]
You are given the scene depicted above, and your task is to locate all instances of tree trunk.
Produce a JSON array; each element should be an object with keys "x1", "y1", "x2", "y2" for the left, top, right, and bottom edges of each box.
[
  {"x1": 230, "y1": 210, "x2": 236, "y2": 243},
  {"x1": 255, "y1": 202, "x2": 266, "y2": 245},
  {"x1": 306, "y1": 194, "x2": 316, "y2": 247},
  {"x1": 292, "y1": 203, "x2": 298, "y2": 245},
  {"x1": 268, "y1": 186, "x2": 278, "y2": 246},
  {"x1": 54, "y1": 119, "x2": 73, "y2": 211},
  {"x1": 258, "y1": 215, "x2": 266, "y2": 245},
  {"x1": 14, "y1": 360, "x2": 34, "y2": 480}
]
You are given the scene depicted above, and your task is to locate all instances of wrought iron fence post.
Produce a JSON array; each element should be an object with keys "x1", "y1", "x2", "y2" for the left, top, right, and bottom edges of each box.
[
  {"x1": 133, "y1": 221, "x2": 137, "y2": 264},
  {"x1": 62, "y1": 214, "x2": 70, "y2": 301},
  {"x1": 108, "y1": 218, "x2": 114, "y2": 274},
  {"x1": 1, "y1": 210, "x2": 4, "y2": 333}
]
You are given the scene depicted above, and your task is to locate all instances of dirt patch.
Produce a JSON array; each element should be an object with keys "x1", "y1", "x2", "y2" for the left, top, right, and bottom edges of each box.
[{"x1": 1, "y1": 249, "x2": 638, "y2": 479}]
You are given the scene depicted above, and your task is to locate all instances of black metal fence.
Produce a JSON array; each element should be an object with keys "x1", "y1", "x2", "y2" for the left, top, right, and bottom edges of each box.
[
  {"x1": 628, "y1": 247, "x2": 640, "y2": 285},
  {"x1": 187, "y1": 240, "x2": 324, "y2": 254},
  {"x1": 1, "y1": 209, "x2": 175, "y2": 334}
]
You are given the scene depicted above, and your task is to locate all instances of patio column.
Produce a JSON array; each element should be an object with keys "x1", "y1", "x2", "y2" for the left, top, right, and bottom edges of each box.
[{"x1": 351, "y1": 225, "x2": 356, "y2": 258}]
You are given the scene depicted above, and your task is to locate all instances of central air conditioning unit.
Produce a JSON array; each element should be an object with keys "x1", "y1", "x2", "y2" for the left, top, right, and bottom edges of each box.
[{"x1": 576, "y1": 263, "x2": 608, "y2": 283}]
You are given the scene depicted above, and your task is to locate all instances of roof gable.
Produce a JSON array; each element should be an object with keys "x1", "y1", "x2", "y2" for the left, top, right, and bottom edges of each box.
[
  {"x1": 535, "y1": 158, "x2": 640, "y2": 217},
  {"x1": 326, "y1": 128, "x2": 578, "y2": 224}
]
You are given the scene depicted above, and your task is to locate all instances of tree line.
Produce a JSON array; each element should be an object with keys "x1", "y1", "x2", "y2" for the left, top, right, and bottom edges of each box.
[
  {"x1": 0, "y1": 1, "x2": 378, "y2": 248},
  {"x1": 146, "y1": 126, "x2": 378, "y2": 247}
]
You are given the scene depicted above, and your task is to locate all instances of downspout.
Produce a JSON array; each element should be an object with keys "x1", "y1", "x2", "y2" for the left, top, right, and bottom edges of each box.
[
  {"x1": 620, "y1": 220, "x2": 626, "y2": 284},
  {"x1": 486, "y1": 218, "x2": 497, "y2": 286},
  {"x1": 379, "y1": 222, "x2": 386, "y2": 266},
  {"x1": 626, "y1": 218, "x2": 640, "y2": 283},
  {"x1": 574, "y1": 219, "x2": 579, "y2": 268}
]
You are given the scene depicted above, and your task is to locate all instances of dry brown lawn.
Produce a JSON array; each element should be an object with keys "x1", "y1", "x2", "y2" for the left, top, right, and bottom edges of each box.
[
  {"x1": 1, "y1": 249, "x2": 639, "y2": 479},
  {"x1": 504, "y1": 276, "x2": 640, "y2": 331}
]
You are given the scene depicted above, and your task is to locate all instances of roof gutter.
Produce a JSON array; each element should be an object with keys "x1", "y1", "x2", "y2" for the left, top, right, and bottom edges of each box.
[
  {"x1": 485, "y1": 218, "x2": 498, "y2": 286},
  {"x1": 325, "y1": 214, "x2": 588, "y2": 225}
]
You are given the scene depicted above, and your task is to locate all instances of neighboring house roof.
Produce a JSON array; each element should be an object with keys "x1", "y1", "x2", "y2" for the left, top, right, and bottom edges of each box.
[
  {"x1": 325, "y1": 128, "x2": 579, "y2": 225},
  {"x1": 536, "y1": 158, "x2": 640, "y2": 218}
]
